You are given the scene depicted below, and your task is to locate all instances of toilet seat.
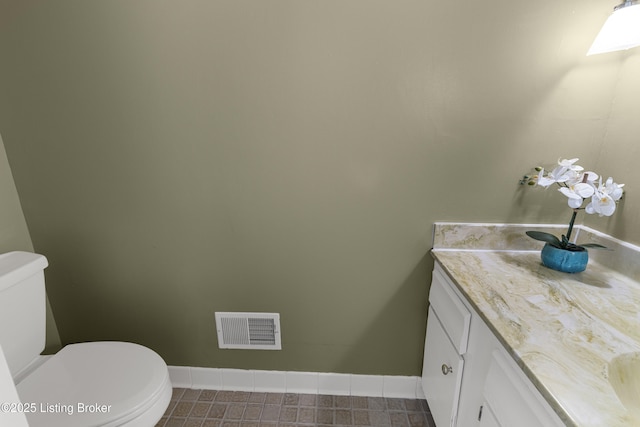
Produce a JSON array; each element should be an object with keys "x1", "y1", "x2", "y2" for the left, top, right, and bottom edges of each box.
[{"x1": 16, "y1": 341, "x2": 171, "y2": 427}]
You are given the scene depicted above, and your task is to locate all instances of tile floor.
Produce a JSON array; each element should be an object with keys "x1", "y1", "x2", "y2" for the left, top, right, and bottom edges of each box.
[{"x1": 156, "y1": 388, "x2": 437, "y2": 427}]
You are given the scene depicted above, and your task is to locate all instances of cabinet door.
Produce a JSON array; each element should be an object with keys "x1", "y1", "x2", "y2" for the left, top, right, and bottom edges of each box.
[
  {"x1": 483, "y1": 349, "x2": 564, "y2": 427},
  {"x1": 422, "y1": 307, "x2": 464, "y2": 427},
  {"x1": 479, "y1": 404, "x2": 501, "y2": 427}
]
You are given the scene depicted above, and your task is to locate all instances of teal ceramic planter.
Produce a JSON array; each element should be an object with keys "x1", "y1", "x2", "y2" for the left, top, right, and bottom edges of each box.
[{"x1": 541, "y1": 243, "x2": 588, "y2": 273}]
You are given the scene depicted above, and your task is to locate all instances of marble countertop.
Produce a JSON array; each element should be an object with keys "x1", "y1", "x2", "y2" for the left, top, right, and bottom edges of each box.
[{"x1": 431, "y1": 223, "x2": 640, "y2": 427}]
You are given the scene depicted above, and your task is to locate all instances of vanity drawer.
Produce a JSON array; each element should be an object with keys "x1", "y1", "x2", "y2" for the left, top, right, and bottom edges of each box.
[{"x1": 429, "y1": 266, "x2": 471, "y2": 354}]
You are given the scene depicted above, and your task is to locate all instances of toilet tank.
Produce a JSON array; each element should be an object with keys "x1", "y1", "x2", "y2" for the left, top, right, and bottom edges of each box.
[{"x1": 0, "y1": 252, "x2": 49, "y2": 378}]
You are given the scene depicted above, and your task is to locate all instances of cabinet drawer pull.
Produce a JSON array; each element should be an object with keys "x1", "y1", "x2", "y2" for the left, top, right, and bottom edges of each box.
[{"x1": 441, "y1": 364, "x2": 453, "y2": 375}]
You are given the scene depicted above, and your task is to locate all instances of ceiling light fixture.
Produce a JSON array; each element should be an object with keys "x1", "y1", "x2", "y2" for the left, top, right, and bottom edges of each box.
[{"x1": 587, "y1": 0, "x2": 640, "y2": 55}]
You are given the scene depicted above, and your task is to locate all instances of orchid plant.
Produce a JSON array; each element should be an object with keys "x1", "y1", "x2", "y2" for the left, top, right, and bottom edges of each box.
[{"x1": 520, "y1": 158, "x2": 625, "y2": 251}]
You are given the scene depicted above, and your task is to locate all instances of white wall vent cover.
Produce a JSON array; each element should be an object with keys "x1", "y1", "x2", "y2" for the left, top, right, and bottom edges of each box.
[{"x1": 215, "y1": 312, "x2": 281, "y2": 350}]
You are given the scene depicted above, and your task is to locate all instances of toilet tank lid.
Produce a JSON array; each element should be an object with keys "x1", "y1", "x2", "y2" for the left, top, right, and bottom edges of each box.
[{"x1": 0, "y1": 252, "x2": 48, "y2": 292}]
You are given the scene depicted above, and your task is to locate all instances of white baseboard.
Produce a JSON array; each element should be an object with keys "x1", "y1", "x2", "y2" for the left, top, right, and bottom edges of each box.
[{"x1": 168, "y1": 366, "x2": 425, "y2": 399}]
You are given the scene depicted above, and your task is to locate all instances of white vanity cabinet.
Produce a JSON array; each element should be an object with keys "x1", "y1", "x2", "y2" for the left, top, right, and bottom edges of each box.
[
  {"x1": 422, "y1": 263, "x2": 566, "y2": 427},
  {"x1": 421, "y1": 267, "x2": 470, "y2": 427}
]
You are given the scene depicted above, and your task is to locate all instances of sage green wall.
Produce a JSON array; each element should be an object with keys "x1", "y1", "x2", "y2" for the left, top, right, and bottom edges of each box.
[
  {"x1": 0, "y1": 134, "x2": 60, "y2": 352},
  {"x1": 582, "y1": 54, "x2": 640, "y2": 241},
  {"x1": 0, "y1": 134, "x2": 32, "y2": 253},
  {"x1": 0, "y1": 0, "x2": 638, "y2": 375}
]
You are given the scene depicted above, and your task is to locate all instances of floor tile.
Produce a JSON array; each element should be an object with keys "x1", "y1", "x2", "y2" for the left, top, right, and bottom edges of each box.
[{"x1": 160, "y1": 388, "x2": 436, "y2": 427}]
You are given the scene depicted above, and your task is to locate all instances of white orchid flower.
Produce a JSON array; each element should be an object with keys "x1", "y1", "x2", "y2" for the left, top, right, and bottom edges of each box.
[
  {"x1": 536, "y1": 164, "x2": 579, "y2": 187},
  {"x1": 546, "y1": 158, "x2": 583, "y2": 184},
  {"x1": 558, "y1": 158, "x2": 584, "y2": 172},
  {"x1": 559, "y1": 187, "x2": 585, "y2": 209},
  {"x1": 604, "y1": 177, "x2": 625, "y2": 201},
  {"x1": 572, "y1": 182, "x2": 595, "y2": 198},
  {"x1": 585, "y1": 177, "x2": 624, "y2": 217},
  {"x1": 536, "y1": 168, "x2": 556, "y2": 187},
  {"x1": 548, "y1": 166, "x2": 576, "y2": 183},
  {"x1": 586, "y1": 192, "x2": 616, "y2": 216}
]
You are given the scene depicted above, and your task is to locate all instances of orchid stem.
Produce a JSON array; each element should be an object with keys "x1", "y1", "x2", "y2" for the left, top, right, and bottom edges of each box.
[{"x1": 566, "y1": 209, "x2": 578, "y2": 243}]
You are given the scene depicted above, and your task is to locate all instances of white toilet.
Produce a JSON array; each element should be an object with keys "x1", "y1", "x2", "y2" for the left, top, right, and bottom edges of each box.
[{"x1": 0, "y1": 251, "x2": 172, "y2": 426}]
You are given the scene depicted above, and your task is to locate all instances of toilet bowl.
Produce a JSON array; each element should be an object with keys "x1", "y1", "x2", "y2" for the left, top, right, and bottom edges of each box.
[
  {"x1": 0, "y1": 252, "x2": 172, "y2": 426},
  {"x1": 16, "y1": 341, "x2": 172, "y2": 427}
]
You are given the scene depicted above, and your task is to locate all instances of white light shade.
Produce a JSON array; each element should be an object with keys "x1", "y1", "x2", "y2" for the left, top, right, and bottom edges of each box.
[{"x1": 587, "y1": 2, "x2": 640, "y2": 55}]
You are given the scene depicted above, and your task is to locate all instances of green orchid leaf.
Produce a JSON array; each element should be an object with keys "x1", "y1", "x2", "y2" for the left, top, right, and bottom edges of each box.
[
  {"x1": 564, "y1": 243, "x2": 586, "y2": 252},
  {"x1": 526, "y1": 231, "x2": 562, "y2": 247},
  {"x1": 579, "y1": 243, "x2": 611, "y2": 250}
]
